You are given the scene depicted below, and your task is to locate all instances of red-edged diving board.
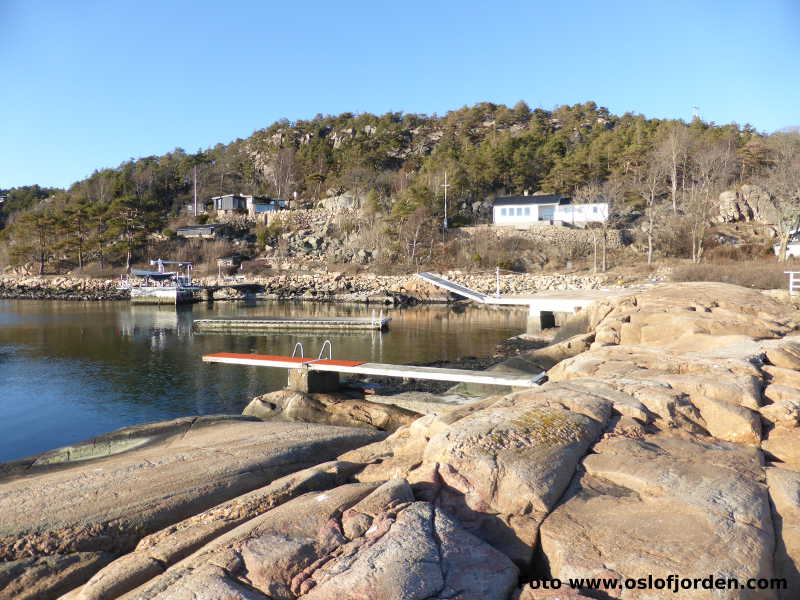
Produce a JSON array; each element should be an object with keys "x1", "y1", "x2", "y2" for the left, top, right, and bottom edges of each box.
[{"x1": 202, "y1": 352, "x2": 544, "y2": 388}]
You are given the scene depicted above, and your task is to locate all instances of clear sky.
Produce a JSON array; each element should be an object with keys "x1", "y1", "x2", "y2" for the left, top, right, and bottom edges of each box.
[{"x1": 1, "y1": 0, "x2": 798, "y2": 189}]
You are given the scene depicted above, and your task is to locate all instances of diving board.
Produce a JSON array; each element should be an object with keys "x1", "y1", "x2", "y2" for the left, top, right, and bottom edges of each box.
[{"x1": 202, "y1": 352, "x2": 545, "y2": 391}]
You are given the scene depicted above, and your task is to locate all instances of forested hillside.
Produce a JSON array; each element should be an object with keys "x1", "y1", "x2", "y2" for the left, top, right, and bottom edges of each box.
[{"x1": 2, "y1": 101, "x2": 798, "y2": 273}]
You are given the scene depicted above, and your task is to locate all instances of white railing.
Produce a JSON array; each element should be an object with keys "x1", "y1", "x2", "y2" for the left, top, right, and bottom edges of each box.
[{"x1": 786, "y1": 272, "x2": 800, "y2": 297}]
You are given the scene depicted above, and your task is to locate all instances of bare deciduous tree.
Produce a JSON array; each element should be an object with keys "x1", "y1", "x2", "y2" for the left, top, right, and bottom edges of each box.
[
  {"x1": 635, "y1": 158, "x2": 667, "y2": 265},
  {"x1": 269, "y1": 147, "x2": 297, "y2": 198},
  {"x1": 763, "y1": 132, "x2": 800, "y2": 261},
  {"x1": 656, "y1": 123, "x2": 690, "y2": 214},
  {"x1": 684, "y1": 138, "x2": 735, "y2": 263}
]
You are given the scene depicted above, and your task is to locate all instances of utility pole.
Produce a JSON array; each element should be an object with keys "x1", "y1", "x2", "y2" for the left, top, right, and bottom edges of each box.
[
  {"x1": 440, "y1": 171, "x2": 450, "y2": 239},
  {"x1": 193, "y1": 165, "x2": 198, "y2": 217}
]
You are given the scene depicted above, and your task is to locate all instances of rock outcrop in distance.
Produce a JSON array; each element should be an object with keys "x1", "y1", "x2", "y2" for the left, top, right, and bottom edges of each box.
[{"x1": 3, "y1": 282, "x2": 800, "y2": 599}]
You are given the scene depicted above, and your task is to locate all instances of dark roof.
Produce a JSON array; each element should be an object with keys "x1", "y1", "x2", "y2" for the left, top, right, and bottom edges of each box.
[
  {"x1": 492, "y1": 194, "x2": 571, "y2": 207},
  {"x1": 177, "y1": 224, "x2": 223, "y2": 232}
]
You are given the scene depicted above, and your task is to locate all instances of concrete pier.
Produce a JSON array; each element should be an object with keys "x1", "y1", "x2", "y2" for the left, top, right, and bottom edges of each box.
[
  {"x1": 415, "y1": 273, "x2": 640, "y2": 334},
  {"x1": 288, "y1": 369, "x2": 341, "y2": 393}
]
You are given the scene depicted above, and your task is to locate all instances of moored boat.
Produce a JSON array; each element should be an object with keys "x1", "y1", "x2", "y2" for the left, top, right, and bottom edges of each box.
[{"x1": 118, "y1": 259, "x2": 200, "y2": 305}]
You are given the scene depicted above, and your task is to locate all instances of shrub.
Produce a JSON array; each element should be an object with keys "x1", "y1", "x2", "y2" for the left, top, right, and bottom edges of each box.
[{"x1": 256, "y1": 229, "x2": 268, "y2": 250}]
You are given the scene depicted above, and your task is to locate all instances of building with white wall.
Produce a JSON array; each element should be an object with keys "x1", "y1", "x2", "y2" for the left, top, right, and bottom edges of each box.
[
  {"x1": 211, "y1": 194, "x2": 288, "y2": 217},
  {"x1": 492, "y1": 194, "x2": 608, "y2": 227}
]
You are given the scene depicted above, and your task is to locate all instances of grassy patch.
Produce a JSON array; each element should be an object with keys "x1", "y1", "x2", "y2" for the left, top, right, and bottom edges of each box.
[{"x1": 671, "y1": 260, "x2": 795, "y2": 290}]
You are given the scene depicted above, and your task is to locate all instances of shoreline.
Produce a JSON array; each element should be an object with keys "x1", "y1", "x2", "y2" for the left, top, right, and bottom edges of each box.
[{"x1": 0, "y1": 271, "x2": 609, "y2": 303}]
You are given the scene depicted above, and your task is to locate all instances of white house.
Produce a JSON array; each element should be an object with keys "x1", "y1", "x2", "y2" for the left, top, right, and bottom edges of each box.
[
  {"x1": 492, "y1": 194, "x2": 608, "y2": 227},
  {"x1": 211, "y1": 194, "x2": 288, "y2": 217}
]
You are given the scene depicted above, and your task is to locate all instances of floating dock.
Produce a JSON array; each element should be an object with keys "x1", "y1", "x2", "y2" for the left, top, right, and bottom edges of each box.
[{"x1": 193, "y1": 316, "x2": 391, "y2": 332}]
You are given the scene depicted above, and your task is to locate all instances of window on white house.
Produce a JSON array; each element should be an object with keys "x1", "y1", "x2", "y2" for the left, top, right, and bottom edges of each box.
[
  {"x1": 593, "y1": 206, "x2": 598, "y2": 213},
  {"x1": 524, "y1": 207, "x2": 530, "y2": 216},
  {"x1": 516, "y1": 207, "x2": 523, "y2": 216},
  {"x1": 500, "y1": 208, "x2": 507, "y2": 216}
]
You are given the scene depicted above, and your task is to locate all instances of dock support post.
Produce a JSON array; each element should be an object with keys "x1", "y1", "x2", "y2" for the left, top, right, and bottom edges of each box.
[
  {"x1": 288, "y1": 368, "x2": 340, "y2": 393},
  {"x1": 527, "y1": 306, "x2": 555, "y2": 333}
]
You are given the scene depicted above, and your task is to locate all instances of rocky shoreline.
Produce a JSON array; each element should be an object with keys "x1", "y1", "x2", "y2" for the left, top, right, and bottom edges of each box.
[
  {"x1": 4, "y1": 282, "x2": 800, "y2": 599},
  {"x1": 0, "y1": 271, "x2": 608, "y2": 304},
  {"x1": 0, "y1": 276, "x2": 127, "y2": 301}
]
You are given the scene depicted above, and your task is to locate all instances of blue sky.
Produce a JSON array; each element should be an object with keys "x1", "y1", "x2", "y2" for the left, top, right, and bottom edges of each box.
[{"x1": 1, "y1": 0, "x2": 798, "y2": 189}]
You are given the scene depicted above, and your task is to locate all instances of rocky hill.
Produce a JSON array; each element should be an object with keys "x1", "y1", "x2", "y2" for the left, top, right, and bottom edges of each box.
[{"x1": 6, "y1": 101, "x2": 790, "y2": 275}]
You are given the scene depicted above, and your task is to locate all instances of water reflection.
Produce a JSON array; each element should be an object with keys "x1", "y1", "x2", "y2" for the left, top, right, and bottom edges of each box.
[{"x1": 0, "y1": 300, "x2": 526, "y2": 462}]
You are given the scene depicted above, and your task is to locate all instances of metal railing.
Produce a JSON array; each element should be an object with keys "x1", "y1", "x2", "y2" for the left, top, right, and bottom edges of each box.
[{"x1": 317, "y1": 340, "x2": 332, "y2": 360}]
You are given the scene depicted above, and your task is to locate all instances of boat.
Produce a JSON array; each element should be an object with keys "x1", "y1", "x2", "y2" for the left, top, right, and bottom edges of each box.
[{"x1": 118, "y1": 259, "x2": 200, "y2": 305}]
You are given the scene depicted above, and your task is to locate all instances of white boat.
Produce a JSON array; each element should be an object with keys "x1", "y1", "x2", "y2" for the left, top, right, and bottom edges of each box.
[{"x1": 118, "y1": 259, "x2": 200, "y2": 305}]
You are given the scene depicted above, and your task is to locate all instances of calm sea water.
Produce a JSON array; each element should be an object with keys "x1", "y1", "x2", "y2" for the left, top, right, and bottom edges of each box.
[{"x1": 0, "y1": 299, "x2": 526, "y2": 462}]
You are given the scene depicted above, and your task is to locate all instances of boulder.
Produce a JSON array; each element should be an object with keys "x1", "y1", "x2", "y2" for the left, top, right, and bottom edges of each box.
[
  {"x1": 763, "y1": 426, "x2": 800, "y2": 469},
  {"x1": 765, "y1": 365, "x2": 800, "y2": 389},
  {"x1": 718, "y1": 189, "x2": 747, "y2": 222},
  {"x1": 522, "y1": 332, "x2": 595, "y2": 370},
  {"x1": 108, "y1": 481, "x2": 518, "y2": 600},
  {"x1": 298, "y1": 500, "x2": 518, "y2": 599},
  {"x1": 243, "y1": 390, "x2": 421, "y2": 432},
  {"x1": 766, "y1": 342, "x2": 800, "y2": 371},
  {"x1": 342, "y1": 383, "x2": 612, "y2": 566},
  {"x1": 71, "y1": 461, "x2": 360, "y2": 600},
  {"x1": 539, "y1": 432, "x2": 776, "y2": 599},
  {"x1": 766, "y1": 467, "x2": 800, "y2": 599},
  {"x1": 579, "y1": 283, "x2": 795, "y2": 350},
  {"x1": 548, "y1": 345, "x2": 763, "y2": 443},
  {"x1": 416, "y1": 386, "x2": 611, "y2": 564},
  {"x1": 718, "y1": 184, "x2": 779, "y2": 224},
  {"x1": 318, "y1": 193, "x2": 361, "y2": 211},
  {"x1": 761, "y1": 385, "x2": 800, "y2": 427}
]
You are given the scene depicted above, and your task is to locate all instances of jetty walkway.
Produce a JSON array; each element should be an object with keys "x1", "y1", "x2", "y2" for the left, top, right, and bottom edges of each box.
[{"x1": 416, "y1": 272, "x2": 637, "y2": 331}]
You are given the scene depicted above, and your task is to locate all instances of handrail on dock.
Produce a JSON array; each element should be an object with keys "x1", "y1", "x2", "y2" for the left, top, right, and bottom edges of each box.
[{"x1": 317, "y1": 340, "x2": 333, "y2": 360}]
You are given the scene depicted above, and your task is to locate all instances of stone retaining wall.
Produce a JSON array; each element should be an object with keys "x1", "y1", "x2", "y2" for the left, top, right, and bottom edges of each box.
[
  {"x1": 455, "y1": 224, "x2": 627, "y2": 249},
  {"x1": 201, "y1": 270, "x2": 608, "y2": 302},
  {"x1": 0, "y1": 276, "x2": 127, "y2": 301}
]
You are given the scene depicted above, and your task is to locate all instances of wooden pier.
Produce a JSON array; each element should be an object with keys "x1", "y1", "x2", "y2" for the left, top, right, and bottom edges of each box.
[{"x1": 193, "y1": 315, "x2": 391, "y2": 332}]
